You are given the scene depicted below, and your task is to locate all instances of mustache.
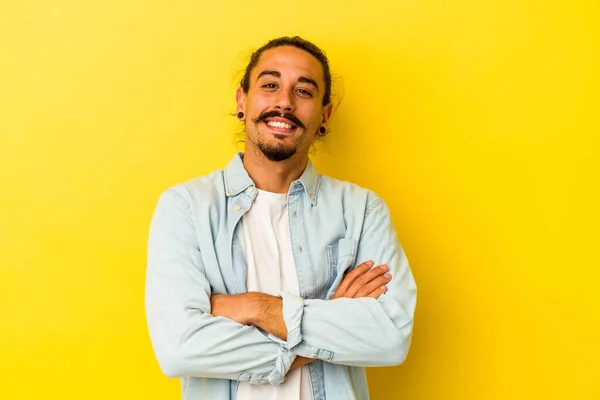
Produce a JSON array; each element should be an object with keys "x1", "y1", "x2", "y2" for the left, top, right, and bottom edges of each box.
[{"x1": 253, "y1": 110, "x2": 305, "y2": 129}]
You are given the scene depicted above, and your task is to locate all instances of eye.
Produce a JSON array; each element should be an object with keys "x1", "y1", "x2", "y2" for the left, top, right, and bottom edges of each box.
[
  {"x1": 296, "y1": 88, "x2": 313, "y2": 97},
  {"x1": 262, "y1": 83, "x2": 278, "y2": 90}
]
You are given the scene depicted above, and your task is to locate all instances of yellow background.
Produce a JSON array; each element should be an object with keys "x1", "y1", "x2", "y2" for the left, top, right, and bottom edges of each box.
[{"x1": 1, "y1": 1, "x2": 598, "y2": 399}]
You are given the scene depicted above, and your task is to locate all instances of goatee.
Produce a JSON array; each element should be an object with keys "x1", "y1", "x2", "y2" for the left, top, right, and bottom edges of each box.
[{"x1": 257, "y1": 141, "x2": 297, "y2": 162}]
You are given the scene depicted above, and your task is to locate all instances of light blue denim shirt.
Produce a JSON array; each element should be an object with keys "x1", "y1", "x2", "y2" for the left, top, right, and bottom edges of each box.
[{"x1": 145, "y1": 153, "x2": 417, "y2": 400}]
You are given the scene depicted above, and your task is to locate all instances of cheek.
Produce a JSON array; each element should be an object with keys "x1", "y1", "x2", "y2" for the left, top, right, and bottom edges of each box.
[
  {"x1": 293, "y1": 100, "x2": 316, "y2": 117},
  {"x1": 246, "y1": 92, "x2": 271, "y2": 112},
  {"x1": 301, "y1": 109, "x2": 322, "y2": 129}
]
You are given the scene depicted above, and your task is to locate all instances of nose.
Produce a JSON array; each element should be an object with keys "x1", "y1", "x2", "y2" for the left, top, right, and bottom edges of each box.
[{"x1": 274, "y1": 89, "x2": 294, "y2": 112}]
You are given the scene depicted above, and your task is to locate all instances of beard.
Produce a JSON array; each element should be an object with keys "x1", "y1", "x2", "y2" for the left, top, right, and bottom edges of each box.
[
  {"x1": 250, "y1": 110, "x2": 307, "y2": 161},
  {"x1": 256, "y1": 137, "x2": 297, "y2": 162},
  {"x1": 250, "y1": 122, "x2": 302, "y2": 162}
]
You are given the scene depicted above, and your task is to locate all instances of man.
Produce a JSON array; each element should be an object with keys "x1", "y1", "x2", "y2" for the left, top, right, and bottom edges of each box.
[{"x1": 145, "y1": 36, "x2": 417, "y2": 400}]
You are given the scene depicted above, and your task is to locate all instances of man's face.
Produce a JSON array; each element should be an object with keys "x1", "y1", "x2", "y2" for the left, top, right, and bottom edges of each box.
[{"x1": 237, "y1": 46, "x2": 332, "y2": 162}]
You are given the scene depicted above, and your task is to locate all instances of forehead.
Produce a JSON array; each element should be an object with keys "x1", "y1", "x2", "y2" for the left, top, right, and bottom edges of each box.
[{"x1": 252, "y1": 46, "x2": 324, "y2": 84}]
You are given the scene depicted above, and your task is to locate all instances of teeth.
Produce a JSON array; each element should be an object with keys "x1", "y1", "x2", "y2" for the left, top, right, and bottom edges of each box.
[{"x1": 267, "y1": 121, "x2": 293, "y2": 129}]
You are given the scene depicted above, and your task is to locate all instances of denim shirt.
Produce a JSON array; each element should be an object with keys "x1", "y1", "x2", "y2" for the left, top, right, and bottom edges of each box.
[{"x1": 145, "y1": 153, "x2": 417, "y2": 400}]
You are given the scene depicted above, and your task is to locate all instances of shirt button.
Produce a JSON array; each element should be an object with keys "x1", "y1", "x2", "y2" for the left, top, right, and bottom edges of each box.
[
  {"x1": 293, "y1": 211, "x2": 297, "y2": 217},
  {"x1": 233, "y1": 205, "x2": 241, "y2": 211},
  {"x1": 247, "y1": 187, "x2": 254, "y2": 193},
  {"x1": 309, "y1": 194, "x2": 315, "y2": 201}
]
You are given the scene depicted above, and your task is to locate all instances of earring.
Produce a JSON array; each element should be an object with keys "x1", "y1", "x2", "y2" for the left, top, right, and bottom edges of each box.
[
  {"x1": 237, "y1": 112, "x2": 244, "y2": 120},
  {"x1": 319, "y1": 126, "x2": 326, "y2": 135}
]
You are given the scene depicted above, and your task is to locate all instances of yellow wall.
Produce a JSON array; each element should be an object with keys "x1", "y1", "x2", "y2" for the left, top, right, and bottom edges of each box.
[{"x1": 1, "y1": 1, "x2": 598, "y2": 399}]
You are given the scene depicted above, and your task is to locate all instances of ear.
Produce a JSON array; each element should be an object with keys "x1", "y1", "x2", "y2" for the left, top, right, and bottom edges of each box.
[
  {"x1": 321, "y1": 103, "x2": 333, "y2": 125},
  {"x1": 236, "y1": 88, "x2": 246, "y2": 114}
]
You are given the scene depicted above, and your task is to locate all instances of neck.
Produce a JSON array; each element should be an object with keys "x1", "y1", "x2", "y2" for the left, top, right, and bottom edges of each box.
[{"x1": 242, "y1": 145, "x2": 308, "y2": 194}]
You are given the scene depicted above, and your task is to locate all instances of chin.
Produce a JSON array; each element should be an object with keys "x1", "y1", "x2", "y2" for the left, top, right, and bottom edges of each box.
[{"x1": 258, "y1": 143, "x2": 297, "y2": 162}]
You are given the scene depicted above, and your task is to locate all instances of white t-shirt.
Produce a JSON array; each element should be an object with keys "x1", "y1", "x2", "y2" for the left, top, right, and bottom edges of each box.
[{"x1": 236, "y1": 189, "x2": 313, "y2": 400}]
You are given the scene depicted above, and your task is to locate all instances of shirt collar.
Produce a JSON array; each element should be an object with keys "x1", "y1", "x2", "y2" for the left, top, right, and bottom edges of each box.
[{"x1": 224, "y1": 152, "x2": 320, "y2": 206}]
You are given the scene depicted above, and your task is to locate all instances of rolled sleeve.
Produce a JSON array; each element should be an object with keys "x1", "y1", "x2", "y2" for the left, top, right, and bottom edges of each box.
[
  {"x1": 266, "y1": 292, "x2": 335, "y2": 362},
  {"x1": 269, "y1": 345, "x2": 297, "y2": 385},
  {"x1": 281, "y1": 291, "x2": 304, "y2": 349},
  {"x1": 237, "y1": 344, "x2": 296, "y2": 386},
  {"x1": 267, "y1": 291, "x2": 303, "y2": 349}
]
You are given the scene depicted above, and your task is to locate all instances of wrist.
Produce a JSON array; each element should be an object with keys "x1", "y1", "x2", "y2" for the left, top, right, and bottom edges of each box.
[{"x1": 241, "y1": 292, "x2": 258, "y2": 325}]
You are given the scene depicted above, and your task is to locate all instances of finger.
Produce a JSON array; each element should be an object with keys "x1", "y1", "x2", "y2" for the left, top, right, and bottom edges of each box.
[
  {"x1": 355, "y1": 272, "x2": 392, "y2": 298},
  {"x1": 366, "y1": 285, "x2": 388, "y2": 299},
  {"x1": 334, "y1": 260, "x2": 374, "y2": 297},
  {"x1": 345, "y1": 264, "x2": 388, "y2": 298}
]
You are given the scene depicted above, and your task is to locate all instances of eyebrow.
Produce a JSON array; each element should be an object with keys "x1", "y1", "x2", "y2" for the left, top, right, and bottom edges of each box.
[
  {"x1": 298, "y1": 76, "x2": 319, "y2": 91},
  {"x1": 256, "y1": 70, "x2": 320, "y2": 91}
]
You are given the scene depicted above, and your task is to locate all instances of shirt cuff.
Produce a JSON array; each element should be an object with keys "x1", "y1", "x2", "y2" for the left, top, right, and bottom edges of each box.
[
  {"x1": 266, "y1": 291, "x2": 304, "y2": 350},
  {"x1": 267, "y1": 293, "x2": 335, "y2": 363},
  {"x1": 267, "y1": 345, "x2": 296, "y2": 386},
  {"x1": 281, "y1": 291, "x2": 304, "y2": 350},
  {"x1": 237, "y1": 344, "x2": 296, "y2": 386}
]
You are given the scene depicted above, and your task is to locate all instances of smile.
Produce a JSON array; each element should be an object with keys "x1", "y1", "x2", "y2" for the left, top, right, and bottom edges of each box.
[{"x1": 267, "y1": 120, "x2": 294, "y2": 129}]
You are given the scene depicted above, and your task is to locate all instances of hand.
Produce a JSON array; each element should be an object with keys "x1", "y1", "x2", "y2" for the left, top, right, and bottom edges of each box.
[
  {"x1": 332, "y1": 260, "x2": 391, "y2": 299},
  {"x1": 290, "y1": 355, "x2": 314, "y2": 370}
]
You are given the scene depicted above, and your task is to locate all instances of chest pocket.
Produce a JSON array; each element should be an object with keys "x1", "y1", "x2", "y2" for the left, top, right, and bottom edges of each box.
[{"x1": 325, "y1": 238, "x2": 358, "y2": 299}]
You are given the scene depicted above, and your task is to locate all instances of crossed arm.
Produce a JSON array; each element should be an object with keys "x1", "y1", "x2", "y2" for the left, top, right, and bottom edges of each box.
[
  {"x1": 210, "y1": 261, "x2": 393, "y2": 370},
  {"x1": 145, "y1": 189, "x2": 416, "y2": 386}
]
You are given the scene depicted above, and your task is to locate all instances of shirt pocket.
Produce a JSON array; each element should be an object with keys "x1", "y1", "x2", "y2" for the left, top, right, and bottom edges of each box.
[{"x1": 325, "y1": 238, "x2": 358, "y2": 299}]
